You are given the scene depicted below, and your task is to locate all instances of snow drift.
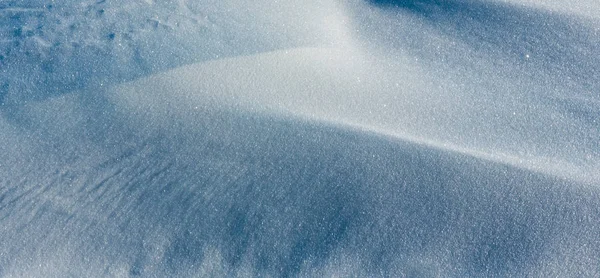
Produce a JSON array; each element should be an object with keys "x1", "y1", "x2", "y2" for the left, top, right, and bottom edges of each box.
[{"x1": 1, "y1": 0, "x2": 599, "y2": 276}]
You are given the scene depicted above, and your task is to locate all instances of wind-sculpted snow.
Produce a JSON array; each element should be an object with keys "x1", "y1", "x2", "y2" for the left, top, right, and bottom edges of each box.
[
  {"x1": 0, "y1": 0, "x2": 345, "y2": 102},
  {"x1": 1, "y1": 92, "x2": 599, "y2": 276},
  {"x1": 1, "y1": 0, "x2": 600, "y2": 277},
  {"x1": 112, "y1": 46, "x2": 599, "y2": 183}
]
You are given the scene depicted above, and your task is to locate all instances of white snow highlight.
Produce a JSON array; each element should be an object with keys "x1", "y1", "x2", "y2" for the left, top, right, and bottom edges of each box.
[{"x1": 1, "y1": 0, "x2": 599, "y2": 276}]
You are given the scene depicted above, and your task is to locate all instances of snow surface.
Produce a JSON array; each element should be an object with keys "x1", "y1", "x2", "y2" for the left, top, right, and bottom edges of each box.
[{"x1": 1, "y1": 0, "x2": 600, "y2": 276}]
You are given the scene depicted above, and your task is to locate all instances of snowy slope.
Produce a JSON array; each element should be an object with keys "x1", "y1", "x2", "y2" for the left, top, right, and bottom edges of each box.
[
  {"x1": 0, "y1": 0, "x2": 346, "y2": 102},
  {"x1": 1, "y1": 0, "x2": 600, "y2": 277}
]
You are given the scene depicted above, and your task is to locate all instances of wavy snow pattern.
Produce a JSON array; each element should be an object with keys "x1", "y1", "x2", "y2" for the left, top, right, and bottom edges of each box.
[{"x1": 1, "y1": 0, "x2": 599, "y2": 277}]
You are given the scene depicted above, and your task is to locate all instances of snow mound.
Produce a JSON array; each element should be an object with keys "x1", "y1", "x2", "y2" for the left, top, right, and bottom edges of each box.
[
  {"x1": 1, "y1": 88, "x2": 599, "y2": 276},
  {"x1": 1, "y1": 0, "x2": 599, "y2": 276}
]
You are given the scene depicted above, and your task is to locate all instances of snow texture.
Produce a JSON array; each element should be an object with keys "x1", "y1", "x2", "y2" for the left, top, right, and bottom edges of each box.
[{"x1": 1, "y1": 0, "x2": 599, "y2": 276}]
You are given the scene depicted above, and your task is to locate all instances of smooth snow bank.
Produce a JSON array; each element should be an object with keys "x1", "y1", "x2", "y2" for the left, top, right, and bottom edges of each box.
[
  {"x1": 1, "y1": 90, "x2": 599, "y2": 277},
  {"x1": 5, "y1": 0, "x2": 595, "y2": 181},
  {"x1": 1, "y1": 0, "x2": 600, "y2": 276},
  {"x1": 113, "y1": 45, "x2": 599, "y2": 183}
]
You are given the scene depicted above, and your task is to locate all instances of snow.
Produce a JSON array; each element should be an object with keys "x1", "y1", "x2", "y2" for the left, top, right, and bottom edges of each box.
[{"x1": 1, "y1": 0, "x2": 600, "y2": 276}]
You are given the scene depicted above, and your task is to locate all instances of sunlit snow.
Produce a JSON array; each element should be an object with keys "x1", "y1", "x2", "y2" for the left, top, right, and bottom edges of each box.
[{"x1": 1, "y1": 0, "x2": 599, "y2": 276}]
